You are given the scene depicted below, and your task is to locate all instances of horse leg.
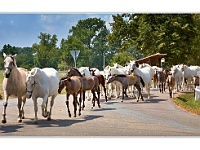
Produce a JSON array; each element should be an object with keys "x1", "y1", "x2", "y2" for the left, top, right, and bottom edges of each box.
[
  {"x1": 103, "y1": 85, "x2": 108, "y2": 102},
  {"x1": 146, "y1": 85, "x2": 150, "y2": 100},
  {"x1": 121, "y1": 86, "x2": 126, "y2": 102},
  {"x1": 82, "y1": 91, "x2": 85, "y2": 110},
  {"x1": 73, "y1": 95, "x2": 77, "y2": 117},
  {"x1": 97, "y1": 87, "x2": 101, "y2": 108},
  {"x1": 135, "y1": 85, "x2": 144, "y2": 102},
  {"x1": 33, "y1": 98, "x2": 38, "y2": 124},
  {"x1": 17, "y1": 97, "x2": 23, "y2": 122},
  {"x1": 164, "y1": 82, "x2": 166, "y2": 93},
  {"x1": 47, "y1": 94, "x2": 56, "y2": 121},
  {"x1": 91, "y1": 91, "x2": 95, "y2": 109},
  {"x1": 78, "y1": 92, "x2": 82, "y2": 116},
  {"x1": 116, "y1": 84, "x2": 120, "y2": 99},
  {"x1": 21, "y1": 96, "x2": 26, "y2": 119},
  {"x1": 41, "y1": 96, "x2": 48, "y2": 118},
  {"x1": 2, "y1": 93, "x2": 8, "y2": 124},
  {"x1": 65, "y1": 94, "x2": 71, "y2": 117},
  {"x1": 169, "y1": 87, "x2": 172, "y2": 98}
]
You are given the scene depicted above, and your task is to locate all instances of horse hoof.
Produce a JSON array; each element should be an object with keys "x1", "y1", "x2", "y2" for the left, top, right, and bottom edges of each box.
[
  {"x1": 22, "y1": 116, "x2": 25, "y2": 119},
  {"x1": 2, "y1": 120, "x2": 6, "y2": 124},
  {"x1": 18, "y1": 119, "x2": 22, "y2": 123},
  {"x1": 121, "y1": 100, "x2": 123, "y2": 102},
  {"x1": 69, "y1": 114, "x2": 71, "y2": 118},
  {"x1": 98, "y1": 105, "x2": 101, "y2": 108},
  {"x1": 47, "y1": 117, "x2": 51, "y2": 121},
  {"x1": 137, "y1": 100, "x2": 139, "y2": 102},
  {"x1": 79, "y1": 113, "x2": 81, "y2": 116},
  {"x1": 91, "y1": 106, "x2": 94, "y2": 109}
]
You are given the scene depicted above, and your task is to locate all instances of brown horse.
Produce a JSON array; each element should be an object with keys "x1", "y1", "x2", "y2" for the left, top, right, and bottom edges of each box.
[
  {"x1": 107, "y1": 74, "x2": 145, "y2": 102},
  {"x1": 166, "y1": 74, "x2": 175, "y2": 98},
  {"x1": 67, "y1": 68, "x2": 100, "y2": 109},
  {"x1": 157, "y1": 71, "x2": 166, "y2": 93},
  {"x1": 2, "y1": 53, "x2": 27, "y2": 123},
  {"x1": 90, "y1": 69, "x2": 108, "y2": 102},
  {"x1": 58, "y1": 76, "x2": 83, "y2": 117}
]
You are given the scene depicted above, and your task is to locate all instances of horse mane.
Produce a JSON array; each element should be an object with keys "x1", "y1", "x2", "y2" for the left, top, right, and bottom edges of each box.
[
  {"x1": 140, "y1": 63, "x2": 151, "y2": 68},
  {"x1": 114, "y1": 74, "x2": 126, "y2": 77},
  {"x1": 60, "y1": 75, "x2": 68, "y2": 80},
  {"x1": 71, "y1": 68, "x2": 83, "y2": 77}
]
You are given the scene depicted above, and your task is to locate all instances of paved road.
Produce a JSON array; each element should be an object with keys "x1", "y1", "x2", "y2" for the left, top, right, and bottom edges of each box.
[{"x1": 0, "y1": 89, "x2": 200, "y2": 136}]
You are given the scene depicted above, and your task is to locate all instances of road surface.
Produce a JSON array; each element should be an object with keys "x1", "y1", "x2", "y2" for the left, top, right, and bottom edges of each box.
[{"x1": 0, "y1": 88, "x2": 200, "y2": 136}]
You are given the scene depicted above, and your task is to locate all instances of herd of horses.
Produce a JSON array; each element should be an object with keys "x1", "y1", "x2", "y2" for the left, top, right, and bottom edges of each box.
[{"x1": 1, "y1": 53, "x2": 200, "y2": 124}]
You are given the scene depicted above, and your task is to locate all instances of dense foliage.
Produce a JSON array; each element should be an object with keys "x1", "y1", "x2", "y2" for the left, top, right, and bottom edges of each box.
[
  {"x1": 107, "y1": 14, "x2": 200, "y2": 67},
  {"x1": 1, "y1": 14, "x2": 200, "y2": 70}
]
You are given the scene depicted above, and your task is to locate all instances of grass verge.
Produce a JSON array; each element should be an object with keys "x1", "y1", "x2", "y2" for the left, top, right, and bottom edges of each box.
[{"x1": 173, "y1": 92, "x2": 200, "y2": 116}]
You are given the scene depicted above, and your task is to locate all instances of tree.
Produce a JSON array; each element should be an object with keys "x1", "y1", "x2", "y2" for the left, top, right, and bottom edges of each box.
[
  {"x1": 107, "y1": 14, "x2": 199, "y2": 67},
  {"x1": 32, "y1": 32, "x2": 59, "y2": 68},
  {"x1": 109, "y1": 51, "x2": 136, "y2": 66},
  {"x1": 67, "y1": 17, "x2": 111, "y2": 69},
  {"x1": 0, "y1": 45, "x2": 34, "y2": 70}
]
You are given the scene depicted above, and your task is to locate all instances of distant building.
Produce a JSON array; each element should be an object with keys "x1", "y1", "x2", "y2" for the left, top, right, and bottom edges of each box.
[{"x1": 135, "y1": 53, "x2": 167, "y2": 67}]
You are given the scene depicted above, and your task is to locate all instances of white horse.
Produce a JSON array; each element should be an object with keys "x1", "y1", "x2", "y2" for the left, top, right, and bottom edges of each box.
[
  {"x1": 113, "y1": 63, "x2": 130, "y2": 74},
  {"x1": 104, "y1": 65, "x2": 129, "y2": 99},
  {"x1": 179, "y1": 64, "x2": 200, "y2": 90},
  {"x1": 2, "y1": 53, "x2": 27, "y2": 123},
  {"x1": 26, "y1": 67, "x2": 60, "y2": 124},
  {"x1": 128, "y1": 61, "x2": 155, "y2": 100},
  {"x1": 170, "y1": 65, "x2": 183, "y2": 91}
]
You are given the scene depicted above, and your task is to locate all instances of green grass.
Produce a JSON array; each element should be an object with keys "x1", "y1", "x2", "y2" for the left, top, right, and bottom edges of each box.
[{"x1": 173, "y1": 92, "x2": 200, "y2": 116}]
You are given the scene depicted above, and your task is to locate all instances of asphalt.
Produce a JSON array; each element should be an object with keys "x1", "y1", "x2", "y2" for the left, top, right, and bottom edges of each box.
[{"x1": 0, "y1": 88, "x2": 200, "y2": 136}]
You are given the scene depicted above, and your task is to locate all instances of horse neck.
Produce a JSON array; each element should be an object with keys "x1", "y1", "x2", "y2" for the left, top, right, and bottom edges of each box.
[
  {"x1": 184, "y1": 66, "x2": 194, "y2": 77},
  {"x1": 64, "y1": 80, "x2": 71, "y2": 89},
  {"x1": 133, "y1": 68, "x2": 142, "y2": 76},
  {"x1": 6, "y1": 66, "x2": 20, "y2": 82}
]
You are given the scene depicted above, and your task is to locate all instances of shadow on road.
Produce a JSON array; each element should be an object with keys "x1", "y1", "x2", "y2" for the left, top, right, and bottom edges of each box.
[
  {"x1": 91, "y1": 107, "x2": 116, "y2": 112},
  {"x1": 0, "y1": 115, "x2": 103, "y2": 133},
  {"x1": 23, "y1": 114, "x2": 103, "y2": 128},
  {"x1": 0, "y1": 124, "x2": 23, "y2": 133}
]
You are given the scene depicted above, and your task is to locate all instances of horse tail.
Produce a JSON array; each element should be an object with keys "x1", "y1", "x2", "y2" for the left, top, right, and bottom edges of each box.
[{"x1": 140, "y1": 77, "x2": 145, "y2": 87}]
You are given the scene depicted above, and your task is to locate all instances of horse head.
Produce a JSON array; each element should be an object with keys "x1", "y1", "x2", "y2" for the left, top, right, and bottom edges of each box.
[
  {"x1": 3, "y1": 53, "x2": 17, "y2": 78},
  {"x1": 58, "y1": 79, "x2": 65, "y2": 94},
  {"x1": 25, "y1": 69, "x2": 38, "y2": 99},
  {"x1": 128, "y1": 60, "x2": 139, "y2": 73}
]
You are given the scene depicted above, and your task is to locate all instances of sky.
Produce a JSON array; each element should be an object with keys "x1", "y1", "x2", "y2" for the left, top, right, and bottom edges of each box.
[
  {"x1": 0, "y1": 13, "x2": 114, "y2": 49},
  {"x1": 0, "y1": 0, "x2": 198, "y2": 50}
]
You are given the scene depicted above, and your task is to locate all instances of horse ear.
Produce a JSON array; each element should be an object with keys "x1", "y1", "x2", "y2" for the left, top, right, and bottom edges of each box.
[
  {"x1": 3, "y1": 53, "x2": 6, "y2": 58},
  {"x1": 136, "y1": 62, "x2": 139, "y2": 68},
  {"x1": 31, "y1": 68, "x2": 38, "y2": 76},
  {"x1": 26, "y1": 71, "x2": 29, "y2": 77},
  {"x1": 13, "y1": 54, "x2": 17, "y2": 58}
]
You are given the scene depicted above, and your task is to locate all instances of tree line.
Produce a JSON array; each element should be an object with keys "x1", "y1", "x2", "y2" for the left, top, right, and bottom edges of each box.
[{"x1": 1, "y1": 14, "x2": 200, "y2": 70}]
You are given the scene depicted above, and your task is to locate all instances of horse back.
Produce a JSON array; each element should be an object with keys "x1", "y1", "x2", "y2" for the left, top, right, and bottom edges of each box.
[
  {"x1": 82, "y1": 76, "x2": 99, "y2": 91},
  {"x1": 34, "y1": 68, "x2": 60, "y2": 97}
]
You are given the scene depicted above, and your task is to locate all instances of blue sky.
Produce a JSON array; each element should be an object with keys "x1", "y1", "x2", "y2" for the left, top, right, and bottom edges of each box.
[{"x1": 0, "y1": 14, "x2": 114, "y2": 49}]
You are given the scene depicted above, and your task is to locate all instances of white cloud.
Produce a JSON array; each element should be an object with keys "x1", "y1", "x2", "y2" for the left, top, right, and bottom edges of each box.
[
  {"x1": 10, "y1": 19, "x2": 14, "y2": 24},
  {"x1": 40, "y1": 14, "x2": 63, "y2": 23},
  {"x1": 42, "y1": 25, "x2": 55, "y2": 32}
]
